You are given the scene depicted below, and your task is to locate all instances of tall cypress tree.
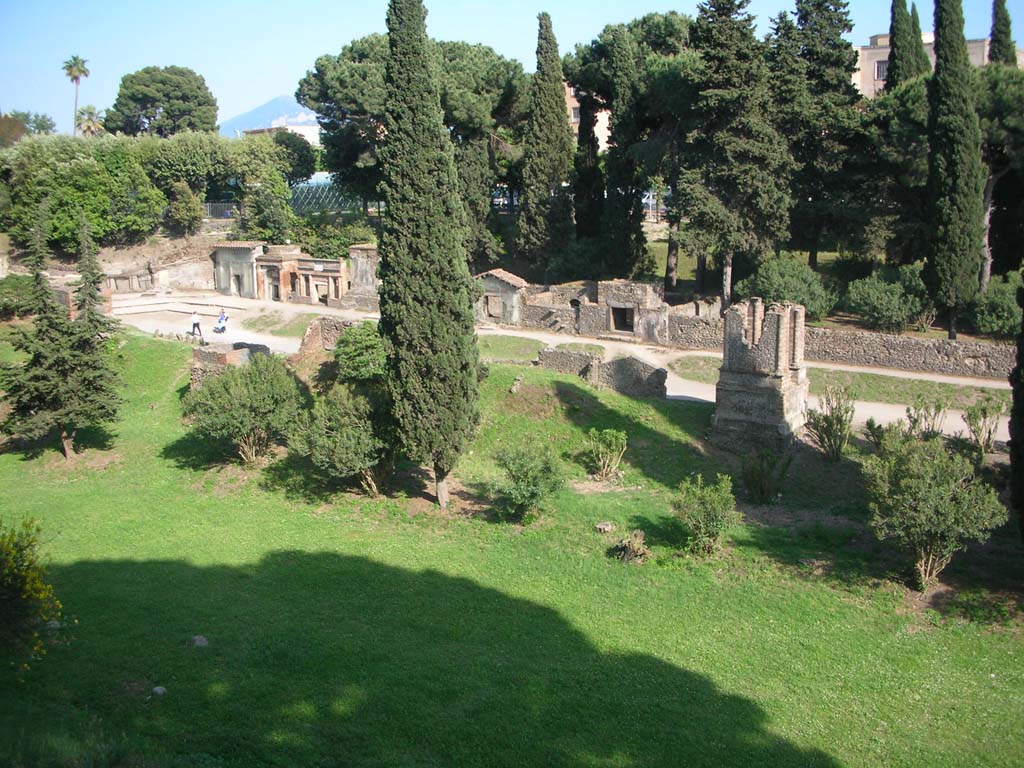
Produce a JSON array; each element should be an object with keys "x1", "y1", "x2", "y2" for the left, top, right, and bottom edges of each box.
[
  {"x1": 925, "y1": 0, "x2": 985, "y2": 339},
  {"x1": 990, "y1": 0, "x2": 1017, "y2": 65},
  {"x1": 572, "y1": 92, "x2": 604, "y2": 241},
  {"x1": 376, "y1": 0, "x2": 479, "y2": 509},
  {"x1": 1010, "y1": 286, "x2": 1024, "y2": 543},
  {"x1": 886, "y1": 0, "x2": 916, "y2": 90},
  {"x1": 681, "y1": 0, "x2": 792, "y2": 308},
  {"x1": 516, "y1": 13, "x2": 575, "y2": 273},
  {"x1": 909, "y1": 4, "x2": 933, "y2": 77}
]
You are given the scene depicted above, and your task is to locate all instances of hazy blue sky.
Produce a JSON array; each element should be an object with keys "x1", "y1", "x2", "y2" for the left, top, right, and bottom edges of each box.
[{"x1": 1, "y1": 0, "x2": 1019, "y2": 133}]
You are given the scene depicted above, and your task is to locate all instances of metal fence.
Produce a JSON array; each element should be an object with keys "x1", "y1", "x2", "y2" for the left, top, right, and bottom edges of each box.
[{"x1": 204, "y1": 202, "x2": 238, "y2": 220}]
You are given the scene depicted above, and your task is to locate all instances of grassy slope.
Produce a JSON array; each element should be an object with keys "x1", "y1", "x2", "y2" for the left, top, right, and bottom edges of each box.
[{"x1": 0, "y1": 335, "x2": 1021, "y2": 767}]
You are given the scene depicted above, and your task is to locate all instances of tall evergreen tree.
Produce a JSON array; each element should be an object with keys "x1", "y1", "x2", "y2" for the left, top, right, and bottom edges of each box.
[
  {"x1": 886, "y1": 0, "x2": 917, "y2": 90},
  {"x1": 1010, "y1": 285, "x2": 1024, "y2": 543},
  {"x1": 376, "y1": 0, "x2": 479, "y2": 509},
  {"x1": 516, "y1": 13, "x2": 575, "y2": 273},
  {"x1": 680, "y1": 0, "x2": 792, "y2": 308},
  {"x1": 1, "y1": 213, "x2": 121, "y2": 459},
  {"x1": 572, "y1": 92, "x2": 604, "y2": 241},
  {"x1": 790, "y1": 0, "x2": 860, "y2": 270},
  {"x1": 909, "y1": 4, "x2": 933, "y2": 76},
  {"x1": 925, "y1": 0, "x2": 986, "y2": 339},
  {"x1": 990, "y1": 0, "x2": 1017, "y2": 66}
]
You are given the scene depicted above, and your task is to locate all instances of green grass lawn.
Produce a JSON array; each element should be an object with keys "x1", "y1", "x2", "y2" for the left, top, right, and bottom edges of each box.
[
  {"x1": 478, "y1": 334, "x2": 544, "y2": 362},
  {"x1": 1, "y1": 332, "x2": 1022, "y2": 767},
  {"x1": 556, "y1": 342, "x2": 605, "y2": 355},
  {"x1": 671, "y1": 355, "x2": 1011, "y2": 411},
  {"x1": 240, "y1": 311, "x2": 318, "y2": 338}
]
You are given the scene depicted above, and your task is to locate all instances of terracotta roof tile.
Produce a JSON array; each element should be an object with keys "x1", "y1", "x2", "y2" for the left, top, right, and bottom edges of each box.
[{"x1": 477, "y1": 268, "x2": 529, "y2": 289}]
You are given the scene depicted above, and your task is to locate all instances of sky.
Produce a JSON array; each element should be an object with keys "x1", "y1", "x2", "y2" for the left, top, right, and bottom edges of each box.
[{"x1": 1, "y1": 0, "x2": 1020, "y2": 134}]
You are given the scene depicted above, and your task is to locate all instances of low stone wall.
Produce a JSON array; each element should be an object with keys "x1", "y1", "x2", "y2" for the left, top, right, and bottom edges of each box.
[
  {"x1": 804, "y1": 327, "x2": 1015, "y2": 379},
  {"x1": 298, "y1": 316, "x2": 363, "y2": 355},
  {"x1": 520, "y1": 304, "x2": 575, "y2": 334},
  {"x1": 533, "y1": 348, "x2": 667, "y2": 398},
  {"x1": 664, "y1": 315, "x2": 1013, "y2": 379},
  {"x1": 190, "y1": 342, "x2": 270, "y2": 389}
]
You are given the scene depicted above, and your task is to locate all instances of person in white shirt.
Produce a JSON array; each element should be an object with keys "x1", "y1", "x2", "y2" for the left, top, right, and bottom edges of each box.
[{"x1": 190, "y1": 311, "x2": 202, "y2": 337}]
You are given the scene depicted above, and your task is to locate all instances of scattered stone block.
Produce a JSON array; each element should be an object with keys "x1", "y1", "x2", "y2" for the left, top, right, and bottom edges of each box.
[
  {"x1": 191, "y1": 635, "x2": 208, "y2": 647},
  {"x1": 610, "y1": 530, "x2": 650, "y2": 564},
  {"x1": 595, "y1": 521, "x2": 616, "y2": 533},
  {"x1": 152, "y1": 686, "x2": 167, "y2": 696},
  {"x1": 510, "y1": 375, "x2": 523, "y2": 393}
]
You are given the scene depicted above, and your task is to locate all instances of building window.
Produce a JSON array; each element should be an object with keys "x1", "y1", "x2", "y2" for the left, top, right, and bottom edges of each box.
[
  {"x1": 875, "y1": 60, "x2": 888, "y2": 81},
  {"x1": 571, "y1": 106, "x2": 580, "y2": 123}
]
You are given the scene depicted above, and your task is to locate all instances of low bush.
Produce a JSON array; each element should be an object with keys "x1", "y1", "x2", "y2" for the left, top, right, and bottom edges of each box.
[
  {"x1": 0, "y1": 274, "x2": 35, "y2": 319},
  {"x1": 845, "y1": 262, "x2": 932, "y2": 333},
  {"x1": 805, "y1": 386, "x2": 855, "y2": 462},
  {"x1": 741, "y1": 449, "x2": 792, "y2": 503},
  {"x1": 971, "y1": 271, "x2": 1022, "y2": 337},
  {"x1": 333, "y1": 321, "x2": 386, "y2": 384},
  {"x1": 182, "y1": 354, "x2": 302, "y2": 464},
  {"x1": 864, "y1": 431, "x2": 1008, "y2": 589},
  {"x1": 733, "y1": 257, "x2": 836, "y2": 320},
  {"x1": 493, "y1": 444, "x2": 563, "y2": 522},
  {"x1": 905, "y1": 396, "x2": 947, "y2": 439},
  {"x1": 1, "y1": 518, "x2": 63, "y2": 670},
  {"x1": 963, "y1": 393, "x2": 1004, "y2": 456},
  {"x1": 585, "y1": 428, "x2": 627, "y2": 481},
  {"x1": 674, "y1": 474, "x2": 738, "y2": 555},
  {"x1": 609, "y1": 530, "x2": 650, "y2": 564},
  {"x1": 298, "y1": 215, "x2": 376, "y2": 262},
  {"x1": 165, "y1": 180, "x2": 204, "y2": 235}
]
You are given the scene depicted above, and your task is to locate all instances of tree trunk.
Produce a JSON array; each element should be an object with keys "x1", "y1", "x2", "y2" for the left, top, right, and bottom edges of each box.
[
  {"x1": 695, "y1": 253, "x2": 706, "y2": 295},
  {"x1": 73, "y1": 83, "x2": 79, "y2": 137},
  {"x1": 980, "y1": 171, "x2": 1004, "y2": 293},
  {"x1": 948, "y1": 309, "x2": 958, "y2": 340},
  {"x1": 434, "y1": 463, "x2": 450, "y2": 509},
  {"x1": 60, "y1": 427, "x2": 75, "y2": 460},
  {"x1": 808, "y1": 219, "x2": 823, "y2": 271},
  {"x1": 664, "y1": 223, "x2": 680, "y2": 292},
  {"x1": 721, "y1": 254, "x2": 733, "y2": 313}
]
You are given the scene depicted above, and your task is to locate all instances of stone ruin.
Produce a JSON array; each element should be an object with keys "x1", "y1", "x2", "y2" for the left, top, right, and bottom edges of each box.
[
  {"x1": 189, "y1": 342, "x2": 271, "y2": 390},
  {"x1": 711, "y1": 299, "x2": 808, "y2": 453}
]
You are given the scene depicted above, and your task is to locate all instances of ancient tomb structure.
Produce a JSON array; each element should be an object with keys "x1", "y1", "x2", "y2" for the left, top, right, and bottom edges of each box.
[
  {"x1": 189, "y1": 342, "x2": 270, "y2": 390},
  {"x1": 711, "y1": 299, "x2": 808, "y2": 452}
]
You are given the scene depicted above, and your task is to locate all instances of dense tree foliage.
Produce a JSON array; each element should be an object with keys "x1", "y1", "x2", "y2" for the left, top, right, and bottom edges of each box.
[
  {"x1": 925, "y1": 0, "x2": 986, "y2": 338},
  {"x1": 105, "y1": 66, "x2": 218, "y2": 137},
  {"x1": 908, "y1": 3, "x2": 932, "y2": 76},
  {"x1": 990, "y1": 0, "x2": 1017, "y2": 66},
  {"x1": 516, "y1": 13, "x2": 575, "y2": 272},
  {"x1": 0, "y1": 111, "x2": 55, "y2": 148},
  {"x1": 376, "y1": 0, "x2": 479, "y2": 509},
  {"x1": 273, "y1": 131, "x2": 317, "y2": 186},
  {"x1": 1010, "y1": 285, "x2": 1024, "y2": 542},
  {"x1": 679, "y1": 0, "x2": 791, "y2": 308},
  {"x1": 885, "y1": 0, "x2": 916, "y2": 91}
]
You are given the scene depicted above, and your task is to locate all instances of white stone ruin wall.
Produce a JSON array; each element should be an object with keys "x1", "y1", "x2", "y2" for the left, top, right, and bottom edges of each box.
[{"x1": 711, "y1": 299, "x2": 809, "y2": 453}]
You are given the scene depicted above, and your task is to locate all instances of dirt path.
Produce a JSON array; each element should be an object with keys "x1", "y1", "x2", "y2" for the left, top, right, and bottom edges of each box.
[{"x1": 113, "y1": 291, "x2": 1011, "y2": 440}]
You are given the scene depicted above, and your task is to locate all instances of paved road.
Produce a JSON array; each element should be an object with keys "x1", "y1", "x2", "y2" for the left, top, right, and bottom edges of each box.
[{"x1": 114, "y1": 291, "x2": 1011, "y2": 441}]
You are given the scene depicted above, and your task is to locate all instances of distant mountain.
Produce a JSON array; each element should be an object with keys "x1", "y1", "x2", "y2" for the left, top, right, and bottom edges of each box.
[{"x1": 219, "y1": 95, "x2": 320, "y2": 137}]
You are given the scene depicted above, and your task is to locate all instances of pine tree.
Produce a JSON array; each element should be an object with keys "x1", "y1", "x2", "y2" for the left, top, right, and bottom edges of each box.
[
  {"x1": 925, "y1": 0, "x2": 985, "y2": 339},
  {"x1": 376, "y1": 0, "x2": 479, "y2": 509},
  {"x1": 681, "y1": 0, "x2": 792, "y2": 308},
  {"x1": 516, "y1": 13, "x2": 575, "y2": 273},
  {"x1": 885, "y1": 0, "x2": 916, "y2": 90},
  {"x1": 990, "y1": 0, "x2": 1017, "y2": 65},
  {"x1": 909, "y1": 4, "x2": 933, "y2": 77},
  {"x1": 1, "y1": 214, "x2": 121, "y2": 459}
]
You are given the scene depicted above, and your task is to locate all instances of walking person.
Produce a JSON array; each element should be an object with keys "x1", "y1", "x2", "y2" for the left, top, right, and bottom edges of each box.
[{"x1": 190, "y1": 310, "x2": 202, "y2": 339}]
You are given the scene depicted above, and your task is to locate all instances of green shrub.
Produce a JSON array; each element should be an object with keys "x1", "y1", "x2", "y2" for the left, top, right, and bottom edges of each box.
[
  {"x1": 963, "y1": 393, "x2": 1004, "y2": 455},
  {"x1": 333, "y1": 321, "x2": 386, "y2": 383},
  {"x1": 1, "y1": 518, "x2": 62, "y2": 670},
  {"x1": 805, "y1": 386, "x2": 855, "y2": 461},
  {"x1": 741, "y1": 449, "x2": 792, "y2": 503},
  {"x1": 299, "y1": 215, "x2": 376, "y2": 261},
  {"x1": 733, "y1": 257, "x2": 836, "y2": 320},
  {"x1": 289, "y1": 384, "x2": 394, "y2": 496},
  {"x1": 971, "y1": 271, "x2": 1022, "y2": 337},
  {"x1": 493, "y1": 444, "x2": 563, "y2": 522},
  {"x1": 905, "y1": 396, "x2": 947, "y2": 439},
  {"x1": 165, "y1": 180, "x2": 204, "y2": 235},
  {"x1": 864, "y1": 432, "x2": 1008, "y2": 589},
  {"x1": 237, "y1": 170, "x2": 294, "y2": 244},
  {"x1": 585, "y1": 428, "x2": 627, "y2": 481},
  {"x1": 674, "y1": 474, "x2": 739, "y2": 554},
  {"x1": 846, "y1": 262, "x2": 933, "y2": 333},
  {"x1": 182, "y1": 354, "x2": 302, "y2": 464},
  {"x1": 0, "y1": 274, "x2": 34, "y2": 319}
]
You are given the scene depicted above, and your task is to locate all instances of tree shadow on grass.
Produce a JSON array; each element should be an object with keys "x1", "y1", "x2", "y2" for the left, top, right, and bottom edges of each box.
[
  {"x1": 552, "y1": 380, "x2": 713, "y2": 491},
  {"x1": 259, "y1": 452, "x2": 348, "y2": 505},
  {"x1": 160, "y1": 429, "x2": 237, "y2": 471},
  {"x1": 5, "y1": 553, "x2": 840, "y2": 768}
]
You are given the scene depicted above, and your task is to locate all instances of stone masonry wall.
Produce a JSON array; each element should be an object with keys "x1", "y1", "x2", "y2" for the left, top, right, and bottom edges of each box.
[
  {"x1": 189, "y1": 342, "x2": 270, "y2": 389},
  {"x1": 665, "y1": 314, "x2": 1012, "y2": 380},
  {"x1": 298, "y1": 316, "x2": 362, "y2": 355},
  {"x1": 534, "y1": 348, "x2": 667, "y2": 398}
]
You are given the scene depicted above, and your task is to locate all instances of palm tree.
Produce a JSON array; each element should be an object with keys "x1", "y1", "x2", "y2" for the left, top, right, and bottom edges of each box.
[
  {"x1": 62, "y1": 55, "x2": 89, "y2": 135},
  {"x1": 76, "y1": 106, "x2": 105, "y2": 137}
]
